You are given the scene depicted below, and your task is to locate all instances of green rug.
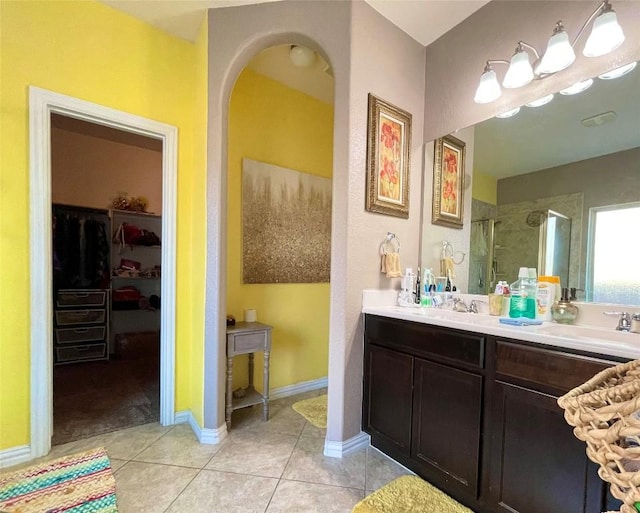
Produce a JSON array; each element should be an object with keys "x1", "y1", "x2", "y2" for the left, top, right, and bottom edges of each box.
[
  {"x1": 292, "y1": 394, "x2": 327, "y2": 428},
  {"x1": 352, "y1": 475, "x2": 474, "y2": 513}
]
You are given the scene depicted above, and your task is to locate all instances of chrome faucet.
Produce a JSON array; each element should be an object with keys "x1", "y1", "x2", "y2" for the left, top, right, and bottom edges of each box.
[
  {"x1": 452, "y1": 297, "x2": 484, "y2": 314},
  {"x1": 452, "y1": 297, "x2": 469, "y2": 313},
  {"x1": 604, "y1": 311, "x2": 633, "y2": 332}
]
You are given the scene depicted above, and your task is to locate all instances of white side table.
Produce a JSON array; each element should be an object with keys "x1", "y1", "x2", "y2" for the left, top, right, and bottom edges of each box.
[{"x1": 225, "y1": 321, "x2": 272, "y2": 430}]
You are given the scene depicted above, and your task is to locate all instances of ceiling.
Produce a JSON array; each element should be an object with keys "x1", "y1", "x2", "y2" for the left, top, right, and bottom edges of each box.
[{"x1": 99, "y1": 0, "x2": 489, "y2": 45}]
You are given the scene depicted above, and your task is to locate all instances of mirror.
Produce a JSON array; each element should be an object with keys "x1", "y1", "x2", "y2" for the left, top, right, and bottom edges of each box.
[{"x1": 422, "y1": 63, "x2": 640, "y2": 305}]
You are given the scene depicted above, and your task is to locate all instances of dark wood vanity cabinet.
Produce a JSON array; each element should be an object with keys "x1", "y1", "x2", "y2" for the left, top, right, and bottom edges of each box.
[
  {"x1": 488, "y1": 341, "x2": 615, "y2": 513},
  {"x1": 364, "y1": 315, "x2": 485, "y2": 502},
  {"x1": 363, "y1": 314, "x2": 625, "y2": 513}
]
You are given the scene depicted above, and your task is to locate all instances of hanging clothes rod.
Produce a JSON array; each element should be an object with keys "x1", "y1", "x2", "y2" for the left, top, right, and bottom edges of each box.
[{"x1": 53, "y1": 203, "x2": 109, "y2": 216}]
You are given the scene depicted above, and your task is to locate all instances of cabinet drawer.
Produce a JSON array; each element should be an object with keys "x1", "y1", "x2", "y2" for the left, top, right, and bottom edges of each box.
[
  {"x1": 365, "y1": 315, "x2": 484, "y2": 369},
  {"x1": 57, "y1": 290, "x2": 107, "y2": 308},
  {"x1": 230, "y1": 332, "x2": 268, "y2": 354},
  {"x1": 56, "y1": 326, "x2": 106, "y2": 345},
  {"x1": 56, "y1": 343, "x2": 107, "y2": 363},
  {"x1": 495, "y1": 340, "x2": 615, "y2": 393},
  {"x1": 55, "y1": 309, "x2": 106, "y2": 326}
]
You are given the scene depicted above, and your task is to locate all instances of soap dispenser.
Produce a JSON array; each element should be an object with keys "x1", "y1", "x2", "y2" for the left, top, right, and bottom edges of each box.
[{"x1": 551, "y1": 287, "x2": 579, "y2": 324}]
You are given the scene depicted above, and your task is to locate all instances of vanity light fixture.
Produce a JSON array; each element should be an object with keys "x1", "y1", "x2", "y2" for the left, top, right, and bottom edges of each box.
[
  {"x1": 598, "y1": 61, "x2": 637, "y2": 80},
  {"x1": 473, "y1": 0, "x2": 625, "y2": 104},
  {"x1": 496, "y1": 107, "x2": 521, "y2": 119},
  {"x1": 559, "y1": 79, "x2": 594, "y2": 95},
  {"x1": 526, "y1": 94, "x2": 554, "y2": 108}
]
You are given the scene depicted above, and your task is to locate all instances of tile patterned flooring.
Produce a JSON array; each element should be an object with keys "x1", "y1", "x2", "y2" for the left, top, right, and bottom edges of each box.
[{"x1": 12, "y1": 389, "x2": 412, "y2": 512}]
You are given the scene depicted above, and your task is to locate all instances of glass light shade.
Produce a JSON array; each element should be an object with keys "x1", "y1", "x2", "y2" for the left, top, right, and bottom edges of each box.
[
  {"x1": 289, "y1": 45, "x2": 316, "y2": 67},
  {"x1": 496, "y1": 107, "x2": 520, "y2": 119},
  {"x1": 598, "y1": 61, "x2": 636, "y2": 80},
  {"x1": 474, "y1": 68, "x2": 502, "y2": 104},
  {"x1": 583, "y1": 10, "x2": 625, "y2": 57},
  {"x1": 559, "y1": 79, "x2": 594, "y2": 95},
  {"x1": 503, "y1": 51, "x2": 534, "y2": 88},
  {"x1": 526, "y1": 94, "x2": 554, "y2": 107},
  {"x1": 537, "y1": 29, "x2": 576, "y2": 74}
]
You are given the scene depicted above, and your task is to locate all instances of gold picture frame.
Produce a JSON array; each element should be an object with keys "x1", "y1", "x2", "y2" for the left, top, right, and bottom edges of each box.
[
  {"x1": 432, "y1": 134, "x2": 465, "y2": 229},
  {"x1": 365, "y1": 94, "x2": 412, "y2": 219}
]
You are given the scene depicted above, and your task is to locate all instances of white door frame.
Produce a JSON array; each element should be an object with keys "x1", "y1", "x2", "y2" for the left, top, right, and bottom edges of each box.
[{"x1": 29, "y1": 87, "x2": 178, "y2": 458}]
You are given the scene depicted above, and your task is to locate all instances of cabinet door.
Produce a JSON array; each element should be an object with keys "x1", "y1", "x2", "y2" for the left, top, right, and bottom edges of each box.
[
  {"x1": 363, "y1": 344, "x2": 413, "y2": 456},
  {"x1": 489, "y1": 381, "x2": 603, "y2": 513},
  {"x1": 411, "y1": 357, "x2": 482, "y2": 498}
]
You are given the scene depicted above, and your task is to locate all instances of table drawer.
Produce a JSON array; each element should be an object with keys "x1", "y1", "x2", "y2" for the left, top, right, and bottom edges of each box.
[
  {"x1": 57, "y1": 290, "x2": 107, "y2": 308},
  {"x1": 56, "y1": 343, "x2": 107, "y2": 363},
  {"x1": 55, "y1": 309, "x2": 106, "y2": 326},
  {"x1": 230, "y1": 332, "x2": 268, "y2": 354},
  {"x1": 56, "y1": 326, "x2": 106, "y2": 345}
]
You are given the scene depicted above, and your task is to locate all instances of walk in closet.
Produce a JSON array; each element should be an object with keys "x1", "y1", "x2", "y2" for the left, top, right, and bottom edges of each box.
[{"x1": 50, "y1": 113, "x2": 163, "y2": 445}]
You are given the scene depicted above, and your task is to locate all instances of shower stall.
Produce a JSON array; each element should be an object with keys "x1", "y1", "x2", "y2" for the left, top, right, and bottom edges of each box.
[{"x1": 469, "y1": 218, "x2": 497, "y2": 295}]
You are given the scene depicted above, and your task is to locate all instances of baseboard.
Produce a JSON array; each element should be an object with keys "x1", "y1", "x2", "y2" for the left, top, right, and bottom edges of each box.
[
  {"x1": 270, "y1": 376, "x2": 328, "y2": 401},
  {"x1": 174, "y1": 410, "x2": 227, "y2": 445},
  {"x1": 324, "y1": 432, "x2": 370, "y2": 458},
  {"x1": 0, "y1": 444, "x2": 31, "y2": 469}
]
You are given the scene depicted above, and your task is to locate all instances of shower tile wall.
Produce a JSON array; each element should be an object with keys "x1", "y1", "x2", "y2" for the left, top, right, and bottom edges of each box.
[{"x1": 495, "y1": 193, "x2": 583, "y2": 288}]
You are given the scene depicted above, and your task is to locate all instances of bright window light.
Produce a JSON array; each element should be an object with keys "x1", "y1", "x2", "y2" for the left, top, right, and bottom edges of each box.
[{"x1": 590, "y1": 205, "x2": 640, "y2": 304}]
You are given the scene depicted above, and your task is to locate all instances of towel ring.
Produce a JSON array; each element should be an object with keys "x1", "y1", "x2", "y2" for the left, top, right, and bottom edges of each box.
[
  {"x1": 380, "y1": 232, "x2": 401, "y2": 255},
  {"x1": 442, "y1": 240, "x2": 465, "y2": 265}
]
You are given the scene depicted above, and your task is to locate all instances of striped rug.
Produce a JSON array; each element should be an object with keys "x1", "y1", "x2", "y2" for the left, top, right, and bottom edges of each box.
[{"x1": 0, "y1": 447, "x2": 117, "y2": 512}]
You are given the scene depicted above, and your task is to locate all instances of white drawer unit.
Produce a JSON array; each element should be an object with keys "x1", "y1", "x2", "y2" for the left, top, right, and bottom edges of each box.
[
  {"x1": 55, "y1": 326, "x2": 106, "y2": 345},
  {"x1": 56, "y1": 343, "x2": 107, "y2": 363},
  {"x1": 55, "y1": 309, "x2": 106, "y2": 326},
  {"x1": 56, "y1": 290, "x2": 106, "y2": 308},
  {"x1": 54, "y1": 289, "x2": 109, "y2": 364}
]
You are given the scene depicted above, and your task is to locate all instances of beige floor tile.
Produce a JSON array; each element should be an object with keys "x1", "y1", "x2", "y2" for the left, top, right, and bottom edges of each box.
[
  {"x1": 133, "y1": 424, "x2": 223, "y2": 468},
  {"x1": 49, "y1": 422, "x2": 171, "y2": 461},
  {"x1": 365, "y1": 446, "x2": 413, "y2": 492},
  {"x1": 300, "y1": 421, "x2": 326, "y2": 438},
  {"x1": 206, "y1": 430, "x2": 298, "y2": 478},
  {"x1": 266, "y1": 479, "x2": 364, "y2": 513},
  {"x1": 282, "y1": 435, "x2": 366, "y2": 489},
  {"x1": 165, "y1": 469, "x2": 278, "y2": 513},
  {"x1": 114, "y1": 461, "x2": 198, "y2": 513},
  {"x1": 110, "y1": 458, "x2": 128, "y2": 472},
  {"x1": 230, "y1": 399, "x2": 307, "y2": 437}
]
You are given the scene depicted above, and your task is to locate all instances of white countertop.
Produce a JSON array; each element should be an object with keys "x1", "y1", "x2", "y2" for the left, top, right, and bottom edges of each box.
[{"x1": 363, "y1": 304, "x2": 640, "y2": 361}]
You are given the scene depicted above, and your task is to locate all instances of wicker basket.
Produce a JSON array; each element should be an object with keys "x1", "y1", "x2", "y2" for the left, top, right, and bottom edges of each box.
[{"x1": 558, "y1": 359, "x2": 640, "y2": 513}]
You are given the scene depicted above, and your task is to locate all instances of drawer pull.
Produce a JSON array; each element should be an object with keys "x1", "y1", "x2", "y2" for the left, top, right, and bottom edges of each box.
[
  {"x1": 74, "y1": 328, "x2": 90, "y2": 334},
  {"x1": 73, "y1": 293, "x2": 90, "y2": 298}
]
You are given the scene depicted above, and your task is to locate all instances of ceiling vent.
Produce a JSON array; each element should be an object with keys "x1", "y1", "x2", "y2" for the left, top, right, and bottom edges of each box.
[{"x1": 581, "y1": 110, "x2": 617, "y2": 128}]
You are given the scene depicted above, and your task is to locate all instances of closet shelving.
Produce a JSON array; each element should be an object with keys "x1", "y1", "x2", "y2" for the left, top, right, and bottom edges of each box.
[{"x1": 110, "y1": 209, "x2": 162, "y2": 355}]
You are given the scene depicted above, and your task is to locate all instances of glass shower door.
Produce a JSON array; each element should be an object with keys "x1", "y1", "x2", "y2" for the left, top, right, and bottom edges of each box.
[
  {"x1": 538, "y1": 210, "x2": 571, "y2": 287},
  {"x1": 469, "y1": 219, "x2": 495, "y2": 294}
]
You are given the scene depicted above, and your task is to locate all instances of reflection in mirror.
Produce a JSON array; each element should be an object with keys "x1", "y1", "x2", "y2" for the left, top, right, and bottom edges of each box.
[{"x1": 433, "y1": 62, "x2": 639, "y2": 305}]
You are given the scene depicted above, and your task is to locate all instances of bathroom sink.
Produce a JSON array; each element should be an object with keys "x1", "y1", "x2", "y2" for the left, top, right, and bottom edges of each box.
[{"x1": 536, "y1": 324, "x2": 640, "y2": 345}]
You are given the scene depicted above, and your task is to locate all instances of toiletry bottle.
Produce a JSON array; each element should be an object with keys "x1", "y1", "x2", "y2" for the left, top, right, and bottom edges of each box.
[
  {"x1": 527, "y1": 269, "x2": 538, "y2": 319},
  {"x1": 536, "y1": 276, "x2": 555, "y2": 321},
  {"x1": 551, "y1": 287, "x2": 579, "y2": 324},
  {"x1": 509, "y1": 267, "x2": 532, "y2": 318},
  {"x1": 415, "y1": 267, "x2": 421, "y2": 304}
]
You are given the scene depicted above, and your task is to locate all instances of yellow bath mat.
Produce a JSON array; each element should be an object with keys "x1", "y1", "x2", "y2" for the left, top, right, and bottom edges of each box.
[
  {"x1": 292, "y1": 394, "x2": 327, "y2": 429},
  {"x1": 352, "y1": 475, "x2": 474, "y2": 513}
]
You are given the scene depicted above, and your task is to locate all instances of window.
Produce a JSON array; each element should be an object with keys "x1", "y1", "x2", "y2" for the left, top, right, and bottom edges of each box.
[{"x1": 587, "y1": 203, "x2": 640, "y2": 304}]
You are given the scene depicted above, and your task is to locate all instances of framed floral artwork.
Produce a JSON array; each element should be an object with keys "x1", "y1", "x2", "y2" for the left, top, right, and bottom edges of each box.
[
  {"x1": 365, "y1": 94, "x2": 412, "y2": 219},
  {"x1": 432, "y1": 134, "x2": 465, "y2": 229}
]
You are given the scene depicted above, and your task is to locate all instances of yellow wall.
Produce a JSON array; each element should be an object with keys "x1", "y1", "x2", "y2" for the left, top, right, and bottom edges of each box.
[
  {"x1": 472, "y1": 170, "x2": 498, "y2": 205},
  {"x1": 0, "y1": 1, "x2": 207, "y2": 449},
  {"x1": 227, "y1": 69, "x2": 333, "y2": 390}
]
